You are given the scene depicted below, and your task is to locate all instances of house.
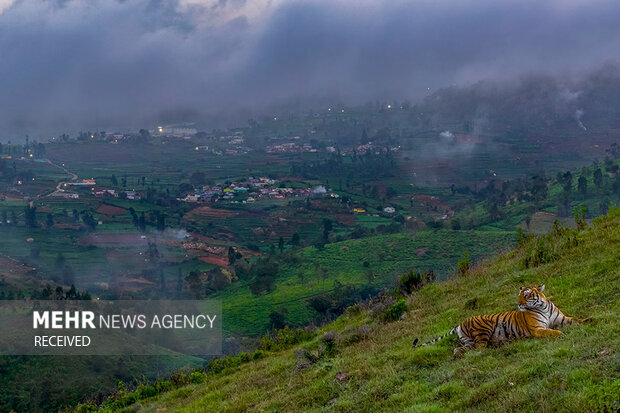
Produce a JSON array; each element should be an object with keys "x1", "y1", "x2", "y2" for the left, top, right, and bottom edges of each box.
[
  {"x1": 67, "y1": 179, "x2": 96, "y2": 186},
  {"x1": 182, "y1": 194, "x2": 200, "y2": 202},
  {"x1": 383, "y1": 206, "x2": 396, "y2": 213},
  {"x1": 353, "y1": 208, "x2": 366, "y2": 213},
  {"x1": 125, "y1": 190, "x2": 140, "y2": 200}
]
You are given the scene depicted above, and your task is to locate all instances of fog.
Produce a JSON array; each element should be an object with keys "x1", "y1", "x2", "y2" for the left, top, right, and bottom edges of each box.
[{"x1": 1, "y1": 0, "x2": 620, "y2": 137}]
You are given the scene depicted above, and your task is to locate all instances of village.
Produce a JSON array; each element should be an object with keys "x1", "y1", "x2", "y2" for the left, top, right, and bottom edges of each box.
[{"x1": 177, "y1": 176, "x2": 329, "y2": 204}]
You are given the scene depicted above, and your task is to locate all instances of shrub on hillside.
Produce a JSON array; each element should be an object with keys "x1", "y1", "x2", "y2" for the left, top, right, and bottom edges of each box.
[
  {"x1": 382, "y1": 299, "x2": 408, "y2": 322},
  {"x1": 398, "y1": 269, "x2": 435, "y2": 295},
  {"x1": 457, "y1": 252, "x2": 470, "y2": 276},
  {"x1": 322, "y1": 332, "x2": 337, "y2": 356},
  {"x1": 522, "y1": 220, "x2": 579, "y2": 269},
  {"x1": 259, "y1": 326, "x2": 315, "y2": 351}
]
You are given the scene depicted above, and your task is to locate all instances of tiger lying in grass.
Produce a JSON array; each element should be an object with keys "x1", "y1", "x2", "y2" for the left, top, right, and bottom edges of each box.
[{"x1": 412, "y1": 284, "x2": 591, "y2": 357}]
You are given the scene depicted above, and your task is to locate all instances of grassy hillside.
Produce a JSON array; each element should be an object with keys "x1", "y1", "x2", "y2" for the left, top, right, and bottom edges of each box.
[
  {"x1": 217, "y1": 229, "x2": 515, "y2": 336},
  {"x1": 88, "y1": 209, "x2": 620, "y2": 412}
]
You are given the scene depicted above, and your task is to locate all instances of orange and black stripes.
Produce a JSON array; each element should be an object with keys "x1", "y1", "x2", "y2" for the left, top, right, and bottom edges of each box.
[{"x1": 413, "y1": 285, "x2": 589, "y2": 356}]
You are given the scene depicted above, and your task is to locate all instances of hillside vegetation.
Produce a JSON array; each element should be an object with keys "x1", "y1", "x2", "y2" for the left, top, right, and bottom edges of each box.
[
  {"x1": 87, "y1": 209, "x2": 620, "y2": 412},
  {"x1": 218, "y1": 229, "x2": 514, "y2": 336}
]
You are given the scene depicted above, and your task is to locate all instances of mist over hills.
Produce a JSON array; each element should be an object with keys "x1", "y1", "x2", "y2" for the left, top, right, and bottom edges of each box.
[{"x1": 2, "y1": 0, "x2": 620, "y2": 138}]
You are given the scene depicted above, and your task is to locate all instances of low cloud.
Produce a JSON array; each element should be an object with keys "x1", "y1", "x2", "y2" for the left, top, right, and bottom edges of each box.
[{"x1": 1, "y1": 0, "x2": 620, "y2": 137}]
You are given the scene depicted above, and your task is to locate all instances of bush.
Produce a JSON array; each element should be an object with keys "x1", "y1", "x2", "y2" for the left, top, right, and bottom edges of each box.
[
  {"x1": 339, "y1": 325, "x2": 372, "y2": 346},
  {"x1": 75, "y1": 403, "x2": 98, "y2": 413},
  {"x1": 522, "y1": 221, "x2": 579, "y2": 269},
  {"x1": 382, "y1": 299, "x2": 407, "y2": 322},
  {"x1": 322, "y1": 332, "x2": 337, "y2": 356},
  {"x1": 457, "y1": 252, "x2": 470, "y2": 276},
  {"x1": 399, "y1": 270, "x2": 423, "y2": 294},
  {"x1": 188, "y1": 371, "x2": 206, "y2": 384},
  {"x1": 260, "y1": 326, "x2": 315, "y2": 351}
]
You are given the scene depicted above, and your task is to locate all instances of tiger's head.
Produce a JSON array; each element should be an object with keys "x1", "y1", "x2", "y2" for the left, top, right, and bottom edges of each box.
[{"x1": 518, "y1": 284, "x2": 548, "y2": 311}]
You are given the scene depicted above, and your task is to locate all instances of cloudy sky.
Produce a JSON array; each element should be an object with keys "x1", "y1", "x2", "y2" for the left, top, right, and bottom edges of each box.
[{"x1": 1, "y1": 0, "x2": 620, "y2": 137}]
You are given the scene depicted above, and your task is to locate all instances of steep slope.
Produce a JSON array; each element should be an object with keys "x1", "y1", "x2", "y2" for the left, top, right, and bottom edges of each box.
[{"x1": 95, "y1": 209, "x2": 620, "y2": 412}]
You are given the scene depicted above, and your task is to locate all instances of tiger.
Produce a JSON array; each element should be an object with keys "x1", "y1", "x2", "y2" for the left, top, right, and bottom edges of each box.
[{"x1": 412, "y1": 284, "x2": 591, "y2": 357}]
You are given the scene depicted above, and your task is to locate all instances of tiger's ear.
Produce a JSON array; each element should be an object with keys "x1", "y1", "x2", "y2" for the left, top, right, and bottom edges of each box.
[
  {"x1": 538, "y1": 284, "x2": 545, "y2": 292},
  {"x1": 520, "y1": 286, "x2": 524, "y2": 291}
]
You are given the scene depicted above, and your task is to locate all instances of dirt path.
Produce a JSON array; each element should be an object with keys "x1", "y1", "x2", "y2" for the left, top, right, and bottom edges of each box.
[{"x1": 45, "y1": 159, "x2": 79, "y2": 196}]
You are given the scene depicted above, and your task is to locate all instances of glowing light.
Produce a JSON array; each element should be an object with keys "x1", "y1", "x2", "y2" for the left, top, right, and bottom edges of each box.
[
  {"x1": 273, "y1": 116, "x2": 277, "y2": 120},
  {"x1": 157, "y1": 126, "x2": 164, "y2": 133},
  {"x1": 328, "y1": 108, "x2": 331, "y2": 111},
  {"x1": 195, "y1": 146, "x2": 199, "y2": 151},
  {"x1": 387, "y1": 104, "x2": 392, "y2": 109}
]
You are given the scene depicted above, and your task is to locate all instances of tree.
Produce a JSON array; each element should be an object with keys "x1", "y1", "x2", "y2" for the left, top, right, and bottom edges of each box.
[
  {"x1": 156, "y1": 212, "x2": 165, "y2": 231},
  {"x1": 399, "y1": 270, "x2": 423, "y2": 294},
  {"x1": 593, "y1": 168, "x2": 603, "y2": 188},
  {"x1": 574, "y1": 204, "x2": 588, "y2": 231},
  {"x1": 315, "y1": 265, "x2": 328, "y2": 285},
  {"x1": 457, "y1": 251, "x2": 470, "y2": 276},
  {"x1": 531, "y1": 174, "x2": 548, "y2": 207},
  {"x1": 248, "y1": 259, "x2": 278, "y2": 295},
  {"x1": 147, "y1": 242, "x2": 159, "y2": 262},
  {"x1": 46, "y1": 213, "x2": 54, "y2": 228},
  {"x1": 291, "y1": 232, "x2": 300, "y2": 246},
  {"x1": 557, "y1": 171, "x2": 573, "y2": 195},
  {"x1": 24, "y1": 205, "x2": 37, "y2": 228},
  {"x1": 138, "y1": 128, "x2": 150, "y2": 142},
  {"x1": 185, "y1": 271, "x2": 203, "y2": 298},
  {"x1": 269, "y1": 309, "x2": 287, "y2": 330},
  {"x1": 178, "y1": 182, "x2": 194, "y2": 196},
  {"x1": 80, "y1": 211, "x2": 98, "y2": 230},
  {"x1": 278, "y1": 236, "x2": 284, "y2": 252},
  {"x1": 228, "y1": 246, "x2": 241, "y2": 265},
  {"x1": 322, "y1": 218, "x2": 333, "y2": 244},
  {"x1": 110, "y1": 175, "x2": 118, "y2": 186},
  {"x1": 578, "y1": 176, "x2": 587, "y2": 196}
]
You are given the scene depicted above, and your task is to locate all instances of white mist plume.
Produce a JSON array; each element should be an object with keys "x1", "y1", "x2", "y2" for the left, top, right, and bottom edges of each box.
[
  {"x1": 575, "y1": 109, "x2": 587, "y2": 131},
  {"x1": 439, "y1": 131, "x2": 455, "y2": 140},
  {"x1": 164, "y1": 228, "x2": 190, "y2": 240}
]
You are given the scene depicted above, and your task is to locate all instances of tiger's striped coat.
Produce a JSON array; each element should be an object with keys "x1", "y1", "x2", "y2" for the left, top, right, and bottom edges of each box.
[{"x1": 412, "y1": 285, "x2": 590, "y2": 357}]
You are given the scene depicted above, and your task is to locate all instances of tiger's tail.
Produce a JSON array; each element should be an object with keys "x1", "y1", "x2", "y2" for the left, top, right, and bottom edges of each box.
[{"x1": 412, "y1": 326, "x2": 458, "y2": 348}]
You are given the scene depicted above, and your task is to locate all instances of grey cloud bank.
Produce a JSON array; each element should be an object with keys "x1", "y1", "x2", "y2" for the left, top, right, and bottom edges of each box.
[{"x1": 1, "y1": 0, "x2": 620, "y2": 137}]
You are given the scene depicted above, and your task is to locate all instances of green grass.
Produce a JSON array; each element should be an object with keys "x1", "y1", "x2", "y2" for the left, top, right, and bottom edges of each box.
[
  {"x1": 108, "y1": 208, "x2": 620, "y2": 412},
  {"x1": 216, "y1": 229, "x2": 514, "y2": 336}
]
